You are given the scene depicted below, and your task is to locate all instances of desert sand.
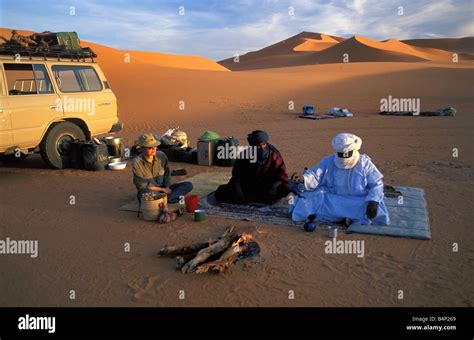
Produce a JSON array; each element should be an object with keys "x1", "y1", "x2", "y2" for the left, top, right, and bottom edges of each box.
[{"x1": 1, "y1": 28, "x2": 473, "y2": 307}]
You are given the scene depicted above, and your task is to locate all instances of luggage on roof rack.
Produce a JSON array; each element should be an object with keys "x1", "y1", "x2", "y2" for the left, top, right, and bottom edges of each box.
[
  {"x1": 32, "y1": 31, "x2": 81, "y2": 50},
  {"x1": 0, "y1": 30, "x2": 96, "y2": 61},
  {"x1": 0, "y1": 44, "x2": 97, "y2": 61}
]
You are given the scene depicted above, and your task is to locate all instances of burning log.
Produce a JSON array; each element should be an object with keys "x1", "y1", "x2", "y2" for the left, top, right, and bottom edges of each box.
[
  {"x1": 157, "y1": 226, "x2": 236, "y2": 257},
  {"x1": 158, "y1": 226, "x2": 260, "y2": 274},
  {"x1": 181, "y1": 227, "x2": 239, "y2": 273},
  {"x1": 157, "y1": 242, "x2": 209, "y2": 257},
  {"x1": 195, "y1": 242, "x2": 246, "y2": 273}
]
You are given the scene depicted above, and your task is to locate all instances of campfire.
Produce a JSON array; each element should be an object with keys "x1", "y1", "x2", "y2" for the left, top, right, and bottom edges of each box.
[{"x1": 157, "y1": 226, "x2": 260, "y2": 274}]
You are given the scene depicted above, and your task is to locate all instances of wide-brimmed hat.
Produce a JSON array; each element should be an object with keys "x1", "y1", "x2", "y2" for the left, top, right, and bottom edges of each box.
[{"x1": 137, "y1": 133, "x2": 160, "y2": 148}]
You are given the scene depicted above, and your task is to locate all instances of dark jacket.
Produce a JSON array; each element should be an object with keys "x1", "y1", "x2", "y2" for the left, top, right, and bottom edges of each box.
[
  {"x1": 231, "y1": 144, "x2": 288, "y2": 193},
  {"x1": 132, "y1": 151, "x2": 172, "y2": 190}
]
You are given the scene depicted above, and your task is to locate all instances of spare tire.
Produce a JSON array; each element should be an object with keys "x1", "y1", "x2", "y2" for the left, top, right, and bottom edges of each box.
[{"x1": 40, "y1": 122, "x2": 86, "y2": 169}]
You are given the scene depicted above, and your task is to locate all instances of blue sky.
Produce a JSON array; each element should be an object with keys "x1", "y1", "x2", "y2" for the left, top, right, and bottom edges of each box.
[{"x1": 1, "y1": 0, "x2": 473, "y2": 60}]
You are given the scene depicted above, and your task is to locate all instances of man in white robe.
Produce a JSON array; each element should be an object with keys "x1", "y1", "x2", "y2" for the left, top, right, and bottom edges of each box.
[{"x1": 289, "y1": 133, "x2": 390, "y2": 225}]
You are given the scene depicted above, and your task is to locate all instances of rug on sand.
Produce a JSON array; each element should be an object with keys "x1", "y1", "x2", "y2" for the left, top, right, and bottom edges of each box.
[
  {"x1": 121, "y1": 172, "x2": 431, "y2": 240},
  {"x1": 119, "y1": 172, "x2": 232, "y2": 213},
  {"x1": 298, "y1": 114, "x2": 338, "y2": 120},
  {"x1": 347, "y1": 186, "x2": 431, "y2": 240},
  {"x1": 200, "y1": 192, "x2": 346, "y2": 229},
  {"x1": 200, "y1": 185, "x2": 431, "y2": 240}
]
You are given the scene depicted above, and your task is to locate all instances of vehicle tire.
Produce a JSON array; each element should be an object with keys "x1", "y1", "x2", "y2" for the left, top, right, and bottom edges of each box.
[{"x1": 40, "y1": 122, "x2": 86, "y2": 169}]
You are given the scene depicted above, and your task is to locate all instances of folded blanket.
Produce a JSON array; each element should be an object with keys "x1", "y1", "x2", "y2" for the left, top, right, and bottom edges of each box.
[{"x1": 328, "y1": 107, "x2": 353, "y2": 117}]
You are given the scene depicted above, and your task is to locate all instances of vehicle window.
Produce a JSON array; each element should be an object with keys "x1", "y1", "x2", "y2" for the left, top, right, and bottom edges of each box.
[
  {"x1": 0, "y1": 72, "x2": 4, "y2": 96},
  {"x1": 4, "y1": 64, "x2": 36, "y2": 95},
  {"x1": 53, "y1": 68, "x2": 81, "y2": 92},
  {"x1": 3, "y1": 63, "x2": 54, "y2": 96},
  {"x1": 33, "y1": 64, "x2": 54, "y2": 94},
  {"x1": 52, "y1": 65, "x2": 102, "y2": 92}
]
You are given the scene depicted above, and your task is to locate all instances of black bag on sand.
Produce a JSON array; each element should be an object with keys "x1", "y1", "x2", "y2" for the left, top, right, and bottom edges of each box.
[
  {"x1": 159, "y1": 145, "x2": 197, "y2": 164},
  {"x1": 68, "y1": 140, "x2": 86, "y2": 169},
  {"x1": 216, "y1": 137, "x2": 239, "y2": 167},
  {"x1": 82, "y1": 143, "x2": 109, "y2": 171}
]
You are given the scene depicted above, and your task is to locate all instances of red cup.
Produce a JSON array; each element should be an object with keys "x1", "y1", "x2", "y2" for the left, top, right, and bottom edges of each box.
[{"x1": 184, "y1": 195, "x2": 199, "y2": 213}]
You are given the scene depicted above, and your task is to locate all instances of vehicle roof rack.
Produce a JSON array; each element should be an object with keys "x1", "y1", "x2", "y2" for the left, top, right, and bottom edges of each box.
[{"x1": 0, "y1": 44, "x2": 97, "y2": 62}]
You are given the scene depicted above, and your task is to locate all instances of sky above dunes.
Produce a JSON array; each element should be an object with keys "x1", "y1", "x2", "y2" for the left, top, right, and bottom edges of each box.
[{"x1": 1, "y1": 0, "x2": 473, "y2": 60}]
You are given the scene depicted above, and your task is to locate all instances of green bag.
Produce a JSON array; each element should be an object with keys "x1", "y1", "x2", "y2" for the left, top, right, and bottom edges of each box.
[
  {"x1": 55, "y1": 32, "x2": 81, "y2": 50},
  {"x1": 199, "y1": 131, "x2": 220, "y2": 141}
]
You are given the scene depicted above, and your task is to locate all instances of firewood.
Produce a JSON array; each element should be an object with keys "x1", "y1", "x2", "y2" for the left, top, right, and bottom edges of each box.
[
  {"x1": 195, "y1": 243, "x2": 248, "y2": 274},
  {"x1": 157, "y1": 226, "x2": 236, "y2": 257},
  {"x1": 157, "y1": 242, "x2": 209, "y2": 257},
  {"x1": 217, "y1": 225, "x2": 236, "y2": 238},
  {"x1": 175, "y1": 254, "x2": 196, "y2": 270},
  {"x1": 181, "y1": 226, "x2": 239, "y2": 273}
]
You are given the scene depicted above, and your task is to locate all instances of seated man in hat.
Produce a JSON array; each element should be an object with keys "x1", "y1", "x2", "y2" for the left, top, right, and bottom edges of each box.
[
  {"x1": 215, "y1": 130, "x2": 290, "y2": 204},
  {"x1": 289, "y1": 133, "x2": 390, "y2": 225},
  {"x1": 132, "y1": 133, "x2": 193, "y2": 203}
]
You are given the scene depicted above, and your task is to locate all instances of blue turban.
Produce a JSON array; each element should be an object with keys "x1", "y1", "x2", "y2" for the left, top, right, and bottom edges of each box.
[{"x1": 247, "y1": 130, "x2": 269, "y2": 146}]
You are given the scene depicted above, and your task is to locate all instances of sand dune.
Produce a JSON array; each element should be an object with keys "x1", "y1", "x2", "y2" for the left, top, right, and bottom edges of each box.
[
  {"x1": 86, "y1": 41, "x2": 228, "y2": 72},
  {"x1": 316, "y1": 35, "x2": 461, "y2": 63},
  {"x1": 381, "y1": 38, "x2": 462, "y2": 62},
  {"x1": 128, "y1": 51, "x2": 229, "y2": 71},
  {"x1": 0, "y1": 28, "x2": 34, "y2": 37},
  {"x1": 219, "y1": 35, "x2": 430, "y2": 70},
  {"x1": 219, "y1": 31, "x2": 344, "y2": 70},
  {"x1": 403, "y1": 37, "x2": 474, "y2": 53},
  {"x1": 244, "y1": 31, "x2": 344, "y2": 56},
  {"x1": 220, "y1": 32, "x2": 474, "y2": 70},
  {"x1": 218, "y1": 51, "x2": 320, "y2": 71},
  {"x1": 293, "y1": 33, "x2": 340, "y2": 51},
  {"x1": 316, "y1": 36, "x2": 429, "y2": 63}
]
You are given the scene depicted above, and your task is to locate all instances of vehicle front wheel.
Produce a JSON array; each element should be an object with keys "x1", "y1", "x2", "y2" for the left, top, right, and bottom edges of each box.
[{"x1": 40, "y1": 122, "x2": 86, "y2": 169}]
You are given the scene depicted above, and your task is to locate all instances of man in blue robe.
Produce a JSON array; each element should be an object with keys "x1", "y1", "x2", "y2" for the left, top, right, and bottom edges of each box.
[{"x1": 289, "y1": 133, "x2": 390, "y2": 225}]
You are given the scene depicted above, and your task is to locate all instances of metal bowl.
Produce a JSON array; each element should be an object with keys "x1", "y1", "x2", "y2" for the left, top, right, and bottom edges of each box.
[{"x1": 108, "y1": 161, "x2": 127, "y2": 170}]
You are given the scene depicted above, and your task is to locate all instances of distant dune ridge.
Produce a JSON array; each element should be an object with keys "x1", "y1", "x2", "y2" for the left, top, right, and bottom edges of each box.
[
  {"x1": 293, "y1": 34, "x2": 341, "y2": 52},
  {"x1": 219, "y1": 31, "x2": 474, "y2": 71},
  {"x1": 402, "y1": 37, "x2": 474, "y2": 53},
  {"x1": 83, "y1": 41, "x2": 229, "y2": 72}
]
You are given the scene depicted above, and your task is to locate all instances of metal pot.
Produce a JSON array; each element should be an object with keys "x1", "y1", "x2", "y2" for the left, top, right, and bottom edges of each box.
[
  {"x1": 108, "y1": 156, "x2": 122, "y2": 163},
  {"x1": 105, "y1": 136, "x2": 122, "y2": 146},
  {"x1": 104, "y1": 137, "x2": 123, "y2": 157}
]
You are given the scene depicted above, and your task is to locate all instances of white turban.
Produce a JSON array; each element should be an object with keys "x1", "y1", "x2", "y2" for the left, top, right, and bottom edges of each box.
[
  {"x1": 331, "y1": 133, "x2": 362, "y2": 153},
  {"x1": 332, "y1": 133, "x2": 362, "y2": 169}
]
